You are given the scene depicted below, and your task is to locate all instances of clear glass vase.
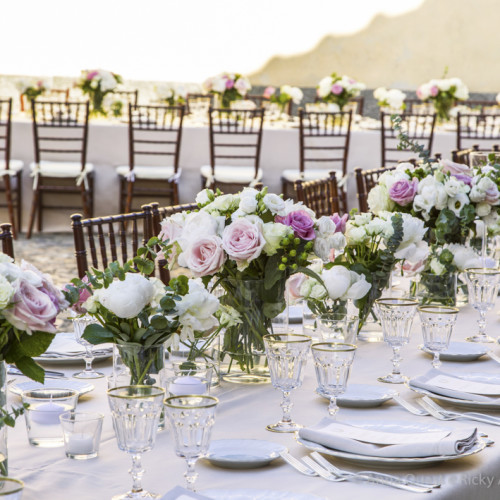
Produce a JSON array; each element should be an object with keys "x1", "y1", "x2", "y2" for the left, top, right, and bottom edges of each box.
[
  {"x1": 0, "y1": 361, "x2": 8, "y2": 475},
  {"x1": 410, "y1": 272, "x2": 457, "y2": 306}
]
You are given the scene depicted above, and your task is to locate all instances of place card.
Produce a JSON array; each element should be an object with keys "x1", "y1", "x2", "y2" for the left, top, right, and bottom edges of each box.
[{"x1": 427, "y1": 374, "x2": 500, "y2": 396}]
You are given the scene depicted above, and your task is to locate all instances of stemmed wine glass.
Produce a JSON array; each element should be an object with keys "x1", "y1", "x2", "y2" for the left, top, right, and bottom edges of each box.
[
  {"x1": 164, "y1": 395, "x2": 218, "y2": 492},
  {"x1": 418, "y1": 305, "x2": 459, "y2": 369},
  {"x1": 311, "y1": 342, "x2": 357, "y2": 417},
  {"x1": 107, "y1": 386, "x2": 165, "y2": 500},
  {"x1": 72, "y1": 315, "x2": 104, "y2": 379},
  {"x1": 375, "y1": 297, "x2": 418, "y2": 384},
  {"x1": 263, "y1": 333, "x2": 311, "y2": 432},
  {"x1": 464, "y1": 268, "x2": 500, "y2": 343}
]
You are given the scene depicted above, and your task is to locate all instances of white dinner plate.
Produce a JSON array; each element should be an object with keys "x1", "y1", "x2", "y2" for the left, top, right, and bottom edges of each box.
[
  {"x1": 329, "y1": 384, "x2": 397, "y2": 408},
  {"x1": 296, "y1": 420, "x2": 486, "y2": 468},
  {"x1": 418, "y1": 342, "x2": 490, "y2": 362},
  {"x1": 205, "y1": 439, "x2": 286, "y2": 469},
  {"x1": 203, "y1": 489, "x2": 325, "y2": 500},
  {"x1": 9, "y1": 379, "x2": 94, "y2": 397}
]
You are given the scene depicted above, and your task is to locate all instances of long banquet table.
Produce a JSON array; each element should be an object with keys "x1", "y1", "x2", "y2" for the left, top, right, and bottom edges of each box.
[
  {"x1": 8, "y1": 296, "x2": 500, "y2": 500},
  {"x1": 8, "y1": 117, "x2": 480, "y2": 232}
]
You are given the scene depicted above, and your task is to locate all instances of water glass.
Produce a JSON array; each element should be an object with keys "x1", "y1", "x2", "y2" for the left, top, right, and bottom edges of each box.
[
  {"x1": 59, "y1": 411, "x2": 104, "y2": 460},
  {"x1": 164, "y1": 395, "x2": 218, "y2": 492},
  {"x1": 22, "y1": 388, "x2": 79, "y2": 447},
  {"x1": 311, "y1": 342, "x2": 357, "y2": 417},
  {"x1": 418, "y1": 305, "x2": 459, "y2": 369},
  {"x1": 375, "y1": 298, "x2": 418, "y2": 384},
  {"x1": 317, "y1": 313, "x2": 358, "y2": 344},
  {"x1": 302, "y1": 302, "x2": 317, "y2": 336},
  {"x1": 0, "y1": 478, "x2": 23, "y2": 499},
  {"x1": 171, "y1": 361, "x2": 215, "y2": 386},
  {"x1": 465, "y1": 268, "x2": 500, "y2": 343},
  {"x1": 72, "y1": 315, "x2": 105, "y2": 379},
  {"x1": 108, "y1": 386, "x2": 165, "y2": 500},
  {"x1": 263, "y1": 333, "x2": 312, "y2": 433}
]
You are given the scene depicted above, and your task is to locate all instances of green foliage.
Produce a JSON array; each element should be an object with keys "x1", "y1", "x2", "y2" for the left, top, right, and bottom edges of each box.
[
  {"x1": 0, "y1": 403, "x2": 28, "y2": 429},
  {"x1": 391, "y1": 115, "x2": 431, "y2": 165}
]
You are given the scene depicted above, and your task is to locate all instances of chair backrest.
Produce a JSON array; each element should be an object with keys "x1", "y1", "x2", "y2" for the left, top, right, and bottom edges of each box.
[
  {"x1": 459, "y1": 100, "x2": 500, "y2": 114},
  {"x1": 128, "y1": 104, "x2": 185, "y2": 173},
  {"x1": 186, "y1": 93, "x2": 213, "y2": 114},
  {"x1": 150, "y1": 202, "x2": 199, "y2": 284},
  {"x1": 355, "y1": 166, "x2": 396, "y2": 213},
  {"x1": 404, "y1": 99, "x2": 435, "y2": 114},
  {"x1": 295, "y1": 171, "x2": 343, "y2": 216},
  {"x1": 299, "y1": 109, "x2": 353, "y2": 179},
  {"x1": 71, "y1": 205, "x2": 154, "y2": 278},
  {"x1": 0, "y1": 98, "x2": 12, "y2": 168},
  {"x1": 115, "y1": 90, "x2": 139, "y2": 106},
  {"x1": 208, "y1": 107, "x2": 265, "y2": 178},
  {"x1": 457, "y1": 113, "x2": 500, "y2": 150},
  {"x1": 0, "y1": 223, "x2": 14, "y2": 259},
  {"x1": 32, "y1": 100, "x2": 90, "y2": 169},
  {"x1": 380, "y1": 112, "x2": 436, "y2": 165}
]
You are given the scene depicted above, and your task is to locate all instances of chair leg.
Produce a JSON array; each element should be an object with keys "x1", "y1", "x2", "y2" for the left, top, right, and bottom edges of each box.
[
  {"x1": 125, "y1": 180, "x2": 134, "y2": 214},
  {"x1": 119, "y1": 177, "x2": 125, "y2": 214},
  {"x1": 3, "y1": 175, "x2": 16, "y2": 239},
  {"x1": 172, "y1": 182, "x2": 179, "y2": 205},
  {"x1": 16, "y1": 172, "x2": 22, "y2": 235},
  {"x1": 37, "y1": 188, "x2": 43, "y2": 232},
  {"x1": 26, "y1": 188, "x2": 40, "y2": 239}
]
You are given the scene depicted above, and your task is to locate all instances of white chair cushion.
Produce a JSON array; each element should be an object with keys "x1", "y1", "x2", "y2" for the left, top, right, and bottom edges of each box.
[
  {"x1": 116, "y1": 165, "x2": 176, "y2": 180},
  {"x1": 281, "y1": 169, "x2": 341, "y2": 182},
  {"x1": 0, "y1": 159, "x2": 23, "y2": 175},
  {"x1": 30, "y1": 161, "x2": 94, "y2": 178},
  {"x1": 200, "y1": 165, "x2": 262, "y2": 183}
]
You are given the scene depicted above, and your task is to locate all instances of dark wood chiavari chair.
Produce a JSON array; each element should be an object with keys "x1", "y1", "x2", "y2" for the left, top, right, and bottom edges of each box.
[
  {"x1": 150, "y1": 202, "x2": 199, "y2": 284},
  {"x1": 27, "y1": 100, "x2": 93, "y2": 239},
  {"x1": 0, "y1": 223, "x2": 14, "y2": 259},
  {"x1": 295, "y1": 171, "x2": 343, "y2": 216},
  {"x1": 117, "y1": 104, "x2": 185, "y2": 214},
  {"x1": 355, "y1": 166, "x2": 396, "y2": 213},
  {"x1": 452, "y1": 144, "x2": 500, "y2": 165},
  {"x1": 20, "y1": 88, "x2": 70, "y2": 113},
  {"x1": 381, "y1": 112, "x2": 436, "y2": 166},
  {"x1": 281, "y1": 108, "x2": 352, "y2": 208},
  {"x1": 0, "y1": 98, "x2": 23, "y2": 238},
  {"x1": 71, "y1": 205, "x2": 154, "y2": 279},
  {"x1": 185, "y1": 93, "x2": 213, "y2": 114},
  {"x1": 456, "y1": 113, "x2": 500, "y2": 150},
  {"x1": 200, "y1": 107, "x2": 264, "y2": 193}
]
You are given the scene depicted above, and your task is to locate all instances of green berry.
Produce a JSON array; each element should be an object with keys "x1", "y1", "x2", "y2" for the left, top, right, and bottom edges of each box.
[
  {"x1": 278, "y1": 263, "x2": 286, "y2": 271},
  {"x1": 281, "y1": 257, "x2": 288, "y2": 263},
  {"x1": 289, "y1": 249, "x2": 297, "y2": 257},
  {"x1": 294, "y1": 238, "x2": 300, "y2": 246},
  {"x1": 282, "y1": 238, "x2": 290, "y2": 246},
  {"x1": 291, "y1": 263, "x2": 298, "y2": 271}
]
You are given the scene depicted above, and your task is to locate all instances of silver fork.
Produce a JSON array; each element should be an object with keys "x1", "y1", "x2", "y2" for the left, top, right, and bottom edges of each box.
[
  {"x1": 279, "y1": 451, "x2": 318, "y2": 477},
  {"x1": 421, "y1": 396, "x2": 500, "y2": 426},
  {"x1": 392, "y1": 394, "x2": 429, "y2": 416},
  {"x1": 310, "y1": 451, "x2": 441, "y2": 489},
  {"x1": 303, "y1": 456, "x2": 432, "y2": 493},
  {"x1": 488, "y1": 351, "x2": 500, "y2": 364}
]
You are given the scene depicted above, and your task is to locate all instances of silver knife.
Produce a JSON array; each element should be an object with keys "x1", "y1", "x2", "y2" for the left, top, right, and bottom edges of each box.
[{"x1": 8, "y1": 367, "x2": 66, "y2": 378}]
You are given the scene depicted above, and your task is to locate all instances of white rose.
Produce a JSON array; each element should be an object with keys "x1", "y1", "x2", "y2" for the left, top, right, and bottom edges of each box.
[
  {"x1": 82, "y1": 292, "x2": 99, "y2": 314},
  {"x1": 176, "y1": 279, "x2": 219, "y2": 322},
  {"x1": 345, "y1": 271, "x2": 371, "y2": 300},
  {"x1": 0, "y1": 254, "x2": 13, "y2": 264},
  {"x1": 446, "y1": 244, "x2": 481, "y2": 271},
  {"x1": 430, "y1": 258, "x2": 446, "y2": 276},
  {"x1": 444, "y1": 177, "x2": 467, "y2": 197},
  {"x1": 322, "y1": 266, "x2": 352, "y2": 300},
  {"x1": 317, "y1": 76, "x2": 333, "y2": 98},
  {"x1": 180, "y1": 211, "x2": 224, "y2": 243},
  {"x1": 476, "y1": 202, "x2": 491, "y2": 217},
  {"x1": 99, "y1": 274, "x2": 155, "y2": 318},
  {"x1": 309, "y1": 283, "x2": 327, "y2": 300},
  {"x1": 367, "y1": 185, "x2": 394, "y2": 215},
  {"x1": 209, "y1": 194, "x2": 239, "y2": 212},
  {"x1": 345, "y1": 225, "x2": 367, "y2": 245},
  {"x1": 289, "y1": 86, "x2": 303, "y2": 105},
  {"x1": 469, "y1": 185, "x2": 486, "y2": 203},
  {"x1": 195, "y1": 189, "x2": 212, "y2": 205},
  {"x1": 239, "y1": 195, "x2": 258, "y2": 214},
  {"x1": 0, "y1": 275, "x2": 14, "y2": 308},
  {"x1": 149, "y1": 277, "x2": 166, "y2": 308},
  {"x1": 262, "y1": 222, "x2": 292, "y2": 256},
  {"x1": 373, "y1": 87, "x2": 387, "y2": 101},
  {"x1": 212, "y1": 76, "x2": 226, "y2": 93},
  {"x1": 454, "y1": 84, "x2": 469, "y2": 101},
  {"x1": 316, "y1": 216, "x2": 336, "y2": 236},
  {"x1": 437, "y1": 79, "x2": 451, "y2": 91},
  {"x1": 263, "y1": 193, "x2": 286, "y2": 215},
  {"x1": 299, "y1": 277, "x2": 315, "y2": 298}
]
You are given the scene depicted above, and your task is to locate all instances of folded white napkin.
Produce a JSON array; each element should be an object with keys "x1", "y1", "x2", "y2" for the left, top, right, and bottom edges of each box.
[
  {"x1": 43, "y1": 333, "x2": 113, "y2": 358},
  {"x1": 410, "y1": 369, "x2": 500, "y2": 403},
  {"x1": 299, "y1": 418, "x2": 477, "y2": 458},
  {"x1": 160, "y1": 486, "x2": 211, "y2": 500}
]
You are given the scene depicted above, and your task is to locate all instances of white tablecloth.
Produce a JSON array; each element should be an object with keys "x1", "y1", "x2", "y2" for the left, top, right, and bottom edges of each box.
[
  {"x1": 7, "y1": 299, "x2": 500, "y2": 500},
  {"x1": 8, "y1": 118, "x2": 472, "y2": 232}
]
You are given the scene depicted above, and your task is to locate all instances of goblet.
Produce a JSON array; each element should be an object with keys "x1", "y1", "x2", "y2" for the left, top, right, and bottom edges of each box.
[
  {"x1": 375, "y1": 297, "x2": 418, "y2": 384},
  {"x1": 164, "y1": 395, "x2": 218, "y2": 492},
  {"x1": 464, "y1": 268, "x2": 500, "y2": 343},
  {"x1": 263, "y1": 333, "x2": 312, "y2": 432},
  {"x1": 311, "y1": 342, "x2": 357, "y2": 417},
  {"x1": 418, "y1": 305, "x2": 459, "y2": 369},
  {"x1": 72, "y1": 315, "x2": 104, "y2": 379},
  {"x1": 317, "y1": 313, "x2": 358, "y2": 344},
  {"x1": 107, "y1": 386, "x2": 165, "y2": 500}
]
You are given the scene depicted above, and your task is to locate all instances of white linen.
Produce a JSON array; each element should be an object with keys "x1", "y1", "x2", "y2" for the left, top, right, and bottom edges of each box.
[
  {"x1": 43, "y1": 332, "x2": 112, "y2": 358},
  {"x1": 200, "y1": 165, "x2": 263, "y2": 184},
  {"x1": 299, "y1": 418, "x2": 477, "y2": 458},
  {"x1": 116, "y1": 165, "x2": 177, "y2": 180}
]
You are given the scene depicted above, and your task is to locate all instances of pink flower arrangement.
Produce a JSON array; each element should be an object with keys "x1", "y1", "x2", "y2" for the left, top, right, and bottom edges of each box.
[
  {"x1": 263, "y1": 86, "x2": 276, "y2": 99},
  {"x1": 276, "y1": 210, "x2": 316, "y2": 240},
  {"x1": 389, "y1": 178, "x2": 419, "y2": 206},
  {"x1": 330, "y1": 213, "x2": 348, "y2": 233}
]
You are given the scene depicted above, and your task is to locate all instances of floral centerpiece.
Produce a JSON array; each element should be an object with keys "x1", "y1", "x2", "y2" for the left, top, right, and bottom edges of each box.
[
  {"x1": 66, "y1": 256, "x2": 223, "y2": 385},
  {"x1": 155, "y1": 186, "x2": 343, "y2": 380},
  {"x1": 263, "y1": 85, "x2": 303, "y2": 113},
  {"x1": 202, "y1": 73, "x2": 251, "y2": 108},
  {"x1": 78, "y1": 69, "x2": 122, "y2": 117},
  {"x1": 155, "y1": 83, "x2": 187, "y2": 106},
  {"x1": 416, "y1": 77, "x2": 469, "y2": 122},
  {"x1": 16, "y1": 78, "x2": 51, "y2": 111},
  {"x1": 316, "y1": 73, "x2": 365, "y2": 111},
  {"x1": 373, "y1": 87, "x2": 406, "y2": 112}
]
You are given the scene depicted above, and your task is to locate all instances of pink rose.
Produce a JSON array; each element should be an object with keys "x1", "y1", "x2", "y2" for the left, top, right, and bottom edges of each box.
[
  {"x1": 331, "y1": 84, "x2": 343, "y2": 95},
  {"x1": 402, "y1": 259, "x2": 425, "y2": 276},
  {"x1": 222, "y1": 218, "x2": 265, "y2": 265},
  {"x1": 440, "y1": 159, "x2": 472, "y2": 177},
  {"x1": 184, "y1": 236, "x2": 226, "y2": 277},
  {"x1": 86, "y1": 71, "x2": 98, "y2": 80},
  {"x1": 389, "y1": 178, "x2": 418, "y2": 206},
  {"x1": 5, "y1": 278, "x2": 59, "y2": 333},
  {"x1": 286, "y1": 273, "x2": 306, "y2": 302},
  {"x1": 330, "y1": 213, "x2": 348, "y2": 233},
  {"x1": 65, "y1": 276, "x2": 91, "y2": 315},
  {"x1": 454, "y1": 173, "x2": 473, "y2": 186},
  {"x1": 225, "y1": 79, "x2": 235, "y2": 89},
  {"x1": 430, "y1": 85, "x2": 439, "y2": 97},
  {"x1": 276, "y1": 211, "x2": 315, "y2": 240},
  {"x1": 263, "y1": 86, "x2": 275, "y2": 99}
]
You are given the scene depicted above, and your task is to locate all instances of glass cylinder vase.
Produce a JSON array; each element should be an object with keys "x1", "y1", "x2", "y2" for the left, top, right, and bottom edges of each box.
[
  {"x1": 217, "y1": 278, "x2": 287, "y2": 384},
  {"x1": 0, "y1": 361, "x2": 8, "y2": 475},
  {"x1": 410, "y1": 271, "x2": 457, "y2": 306}
]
